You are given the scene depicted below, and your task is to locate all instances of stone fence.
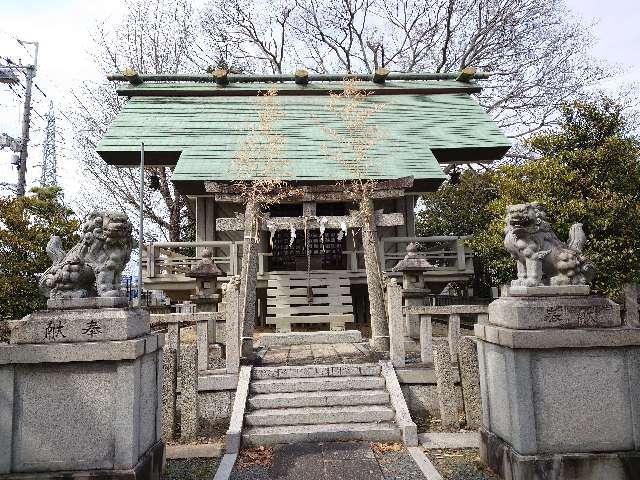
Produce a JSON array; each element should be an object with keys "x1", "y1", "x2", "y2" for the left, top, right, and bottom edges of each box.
[
  {"x1": 151, "y1": 278, "x2": 242, "y2": 441},
  {"x1": 386, "y1": 278, "x2": 488, "y2": 368},
  {"x1": 385, "y1": 278, "x2": 486, "y2": 430},
  {"x1": 624, "y1": 282, "x2": 640, "y2": 327}
]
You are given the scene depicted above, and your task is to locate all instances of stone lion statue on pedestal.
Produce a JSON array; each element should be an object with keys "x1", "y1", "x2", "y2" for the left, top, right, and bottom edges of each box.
[
  {"x1": 39, "y1": 212, "x2": 134, "y2": 299},
  {"x1": 504, "y1": 202, "x2": 594, "y2": 287}
]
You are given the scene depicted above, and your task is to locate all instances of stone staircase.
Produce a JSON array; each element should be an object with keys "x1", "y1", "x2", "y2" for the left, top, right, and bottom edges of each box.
[{"x1": 240, "y1": 363, "x2": 412, "y2": 446}]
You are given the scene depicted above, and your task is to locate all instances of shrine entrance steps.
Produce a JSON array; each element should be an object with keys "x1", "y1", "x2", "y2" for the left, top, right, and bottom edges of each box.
[
  {"x1": 259, "y1": 341, "x2": 377, "y2": 366},
  {"x1": 240, "y1": 362, "x2": 417, "y2": 446}
]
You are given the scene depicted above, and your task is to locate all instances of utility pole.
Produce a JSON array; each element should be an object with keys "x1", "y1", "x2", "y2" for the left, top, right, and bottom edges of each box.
[
  {"x1": 138, "y1": 142, "x2": 145, "y2": 306},
  {"x1": 15, "y1": 40, "x2": 39, "y2": 197}
]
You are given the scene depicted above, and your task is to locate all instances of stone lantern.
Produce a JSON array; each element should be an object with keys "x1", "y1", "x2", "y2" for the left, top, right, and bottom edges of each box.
[
  {"x1": 392, "y1": 242, "x2": 433, "y2": 339},
  {"x1": 186, "y1": 248, "x2": 224, "y2": 313}
]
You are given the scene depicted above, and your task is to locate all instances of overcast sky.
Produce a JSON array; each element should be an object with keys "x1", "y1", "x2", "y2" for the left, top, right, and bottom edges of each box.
[{"x1": 0, "y1": 0, "x2": 638, "y2": 206}]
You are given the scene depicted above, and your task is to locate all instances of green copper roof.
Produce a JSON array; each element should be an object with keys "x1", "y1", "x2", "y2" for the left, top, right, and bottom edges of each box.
[{"x1": 97, "y1": 79, "x2": 511, "y2": 192}]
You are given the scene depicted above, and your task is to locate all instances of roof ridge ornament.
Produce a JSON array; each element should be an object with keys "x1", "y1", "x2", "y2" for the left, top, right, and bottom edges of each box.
[
  {"x1": 372, "y1": 67, "x2": 390, "y2": 85},
  {"x1": 213, "y1": 68, "x2": 229, "y2": 86},
  {"x1": 456, "y1": 66, "x2": 477, "y2": 83},
  {"x1": 122, "y1": 67, "x2": 143, "y2": 85},
  {"x1": 295, "y1": 69, "x2": 309, "y2": 85}
]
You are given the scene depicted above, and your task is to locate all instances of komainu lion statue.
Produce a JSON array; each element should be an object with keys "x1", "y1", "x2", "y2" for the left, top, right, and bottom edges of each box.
[
  {"x1": 39, "y1": 212, "x2": 134, "y2": 299},
  {"x1": 504, "y1": 202, "x2": 595, "y2": 287}
]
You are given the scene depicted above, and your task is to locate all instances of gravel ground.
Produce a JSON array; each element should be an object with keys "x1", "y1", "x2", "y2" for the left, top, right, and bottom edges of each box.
[
  {"x1": 424, "y1": 449, "x2": 499, "y2": 480},
  {"x1": 163, "y1": 457, "x2": 272, "y2": 480},
  {"x1": 230, "y1": 465, "x2": 272, "y2": 480},
  {"x1": 374, "y1": 449, "x2": 427, "y2": 480},
  {"x1": 163, "y1": 458, "x2": 221, "y2": 480}
]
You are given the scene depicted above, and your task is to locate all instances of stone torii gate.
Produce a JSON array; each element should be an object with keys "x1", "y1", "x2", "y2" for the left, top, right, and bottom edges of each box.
[{"x1": 205, "y1": 178, "x2": 413, "y2": 353}]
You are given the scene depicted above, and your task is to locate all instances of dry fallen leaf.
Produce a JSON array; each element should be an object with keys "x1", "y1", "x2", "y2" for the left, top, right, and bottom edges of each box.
[
  {"x1": 370, "y1": 442, "x2": 403, "y2": 454},
  {"x1": 237, "y1": 446, "x2": 274, "y2": 467}
]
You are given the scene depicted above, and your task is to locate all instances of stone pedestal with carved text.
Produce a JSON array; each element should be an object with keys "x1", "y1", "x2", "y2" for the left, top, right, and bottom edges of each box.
[
  {"x1": 475, "y1": 289, "x2": 640, "y2": 480},
  {"x1": 0, "y1": 306, "x2": 164, "y2": 479}
]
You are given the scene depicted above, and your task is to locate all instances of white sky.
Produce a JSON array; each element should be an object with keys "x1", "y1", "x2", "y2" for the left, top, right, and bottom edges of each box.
[{"x1": 0, "y1": 0, "x2": 638, "y2": 208}]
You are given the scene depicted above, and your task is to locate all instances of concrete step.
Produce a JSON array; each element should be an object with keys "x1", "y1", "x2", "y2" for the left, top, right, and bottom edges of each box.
[
  {"x1": 245, "y1": 405, "x2": 395, "y2": 427},
  {"x1": 250, "y1": 375, "x2": 385, "y2": 394},
  {"x1": 248, "y1": 389, "x2": 390, "y2": 409},
  {"x1": 258, "y1": 331, "x2": 362, "y2": 346},
  {"x1": 242, "y1": 422, "x2": 401, "y2": 446},
  {"x1": 252, "y1": 363, "x2": 380, "y2": 380}
]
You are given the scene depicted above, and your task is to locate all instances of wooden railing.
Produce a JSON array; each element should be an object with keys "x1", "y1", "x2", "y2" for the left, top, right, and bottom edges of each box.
[
  {"x1": 142, "y1": 241, "x2": 241, "y2": 279},
  {"x1": 141, "y1": 236, "x2": 473, "y2": 288},
  {"x1": 379, "y1": 236, "x2": 473, "y2": 274}
]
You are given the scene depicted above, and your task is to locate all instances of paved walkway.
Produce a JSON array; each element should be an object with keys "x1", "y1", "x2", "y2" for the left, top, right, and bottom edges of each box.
[
  {"x1": 260, "y1": 343, "x2": 379, "y2": 366},
  {"x1": 227, "y1": 442, "x2": 428, "y2": 480},
  {"x1": 270, "y1": 442, "x2": 383, "y2": 480}
]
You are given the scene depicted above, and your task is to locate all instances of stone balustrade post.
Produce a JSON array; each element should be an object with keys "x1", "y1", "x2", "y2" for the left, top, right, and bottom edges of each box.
[
  {"x1": 162, "y1": 321, "x2": 180, "y2": 441},
  {"x1": 624, "y1": 283, "x2": 640, "y2": 327},
  {"x1": 386, "y1": 278, "x2": 406, "y2": 367},
  {"x1": 448, "y1": 313, "x2": 461, "y2": 364},
  {"x1": 433, "y1": 338, "x2": 460, "y2": 430},
  {"x1": 179, "y1": 343, "x2": 198, "y2": 442},
  {"x1": 419, "y1": 314, "x2": 433, "y2": 364},
  {"x1": 224, "y1": 277, "x2": 241, "y2": 374},
  {"x1": 196, "y1": 319, "x2": 209, "y2": 371}
]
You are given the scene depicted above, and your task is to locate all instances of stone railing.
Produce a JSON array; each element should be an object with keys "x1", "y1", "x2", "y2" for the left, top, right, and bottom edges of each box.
[
  {"x1": 403, "y1": 304, "x2": 488, "y2": 365},
  {"x1": 385, "y1": 278, "x2": 488, "y2": 367},
  {"x1": 151, "y1": 277, "x2": 242, "y2": 441}
]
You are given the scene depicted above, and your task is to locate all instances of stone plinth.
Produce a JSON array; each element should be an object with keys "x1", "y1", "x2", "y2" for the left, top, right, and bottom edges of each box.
[
  {"x1": 0, "y1": 307, "x2": 164, "y2": 480},
  {"x1": 476, "y1": 294, "x2": 640, "y2": 480},
  {"x1": 488, "y1": 294, "x2": 620, "y2": 330},
  {"x1": 10, "y1": 308, "x2": 149, "y2": 344}
]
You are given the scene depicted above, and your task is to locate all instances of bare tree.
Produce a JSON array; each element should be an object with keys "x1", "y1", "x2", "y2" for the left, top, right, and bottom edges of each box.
[
  {"x1": 198, "y1": 0, "x2": 607, "y2": 139},
  {"x1": 227, "y1": 88, "x2": 301, "y2": 355},
  {"x1": 70, "y1": 0, "x2": 198, "y2": 241},
  {"x1": 200, "y1": 0, "x2": 295, "y2": 73}
]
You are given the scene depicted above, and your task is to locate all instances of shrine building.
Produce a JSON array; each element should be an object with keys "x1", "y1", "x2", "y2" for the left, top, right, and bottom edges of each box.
[{"x1": 97, "y1": 69, "x2": 510, "y2": 334}]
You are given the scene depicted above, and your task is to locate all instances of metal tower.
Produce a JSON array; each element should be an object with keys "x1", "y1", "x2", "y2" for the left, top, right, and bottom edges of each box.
[{"x1": 40, "y1": 101, "x2": 57, "y2": 187}]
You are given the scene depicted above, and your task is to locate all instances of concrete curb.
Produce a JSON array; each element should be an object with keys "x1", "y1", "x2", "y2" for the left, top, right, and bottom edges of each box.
[
  {"x1": 212, "y1": 452, "x2": 238, "y2": 480},
  {"x1": 407, "y1": 446, "x2": 443, "y2": 480},
  {"x1": 419, "y1": 431, "x2": 480, "y2": 449},
  {"x1": 225, "y1": 365, "x2": 252, "y2": 453},
  {"x1": 379, "y1": 360, "x2": 418, "y2": 446},
  {"x1": 165, "y1": 443, "x2": 223, "y2": 459}
]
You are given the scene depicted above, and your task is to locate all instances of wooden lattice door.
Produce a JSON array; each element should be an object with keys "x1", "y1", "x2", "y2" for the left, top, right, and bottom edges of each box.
[{"x1": 269, "y1": 229, "x2": 346, "y2": 271}]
